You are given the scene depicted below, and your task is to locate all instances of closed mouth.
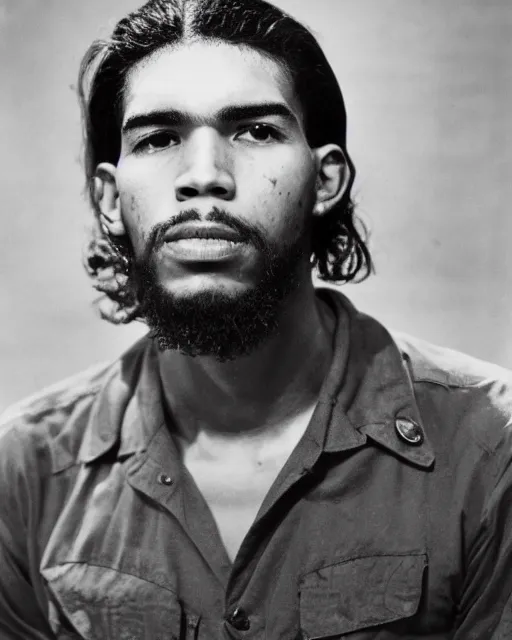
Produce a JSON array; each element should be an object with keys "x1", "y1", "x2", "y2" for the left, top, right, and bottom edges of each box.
[{"x1": 164, "y1": 224, "x2": 246, "y2": 244}]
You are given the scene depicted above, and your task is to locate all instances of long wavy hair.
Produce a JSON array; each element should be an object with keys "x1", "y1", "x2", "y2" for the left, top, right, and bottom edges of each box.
[{"x1": 79, "y1": 0, "x2": 373, "y2": 324}]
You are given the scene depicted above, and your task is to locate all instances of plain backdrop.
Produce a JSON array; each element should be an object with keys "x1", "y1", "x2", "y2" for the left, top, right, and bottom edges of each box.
[{"x1": 0, "y1": 0, "x2": 511, "y2": 411}]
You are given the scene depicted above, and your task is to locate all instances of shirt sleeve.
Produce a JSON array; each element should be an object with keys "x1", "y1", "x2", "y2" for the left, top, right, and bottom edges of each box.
[
  {"x1": 453, "y1": 434, "x2": 512, "y2": 639},
  {"x1": 0, "y1": 424, "x2": 55, "y2": 639}
]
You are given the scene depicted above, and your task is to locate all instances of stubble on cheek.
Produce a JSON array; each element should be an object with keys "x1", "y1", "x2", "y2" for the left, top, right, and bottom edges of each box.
[{"x1": 119, "y1": 191, "x2": 150, "y2": 258}]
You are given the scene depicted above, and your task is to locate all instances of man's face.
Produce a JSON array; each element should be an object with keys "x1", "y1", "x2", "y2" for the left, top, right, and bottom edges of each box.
[{"x1": 102, "y1": 41, "x2": 322, "y2": 358}]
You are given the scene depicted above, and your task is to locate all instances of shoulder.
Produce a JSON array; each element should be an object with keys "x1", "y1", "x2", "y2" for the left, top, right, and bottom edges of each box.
[
  {"x1": 0, "y1": 362, "x2": 111, "y2": 482},
  {"x1": 0, "y1": 360, "x2": 111, "y2": 426},
  {"x1": 393, "y1": 331, "x2": 512, "y2": 455},
  {"x1": 0, "y1": 336, "x2": 150, "y2": 478},
  {"x1": 393, "y1": 331, "x2": 512, "y2": 390}
]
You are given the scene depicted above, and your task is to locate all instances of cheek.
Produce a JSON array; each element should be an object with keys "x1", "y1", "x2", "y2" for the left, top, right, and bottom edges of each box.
[
  {"x1": 258, "y1": 164, "x2": 316, "y2": 234},
  {"x1": 119, "y1": 191, "x2": 140, "y2": 228},
  {"x1": 116, "y1": 162, "x2": 167, "y2": 252},
  {"x1": 116, "y1": 183, "x2": 154, "y2": 257}
]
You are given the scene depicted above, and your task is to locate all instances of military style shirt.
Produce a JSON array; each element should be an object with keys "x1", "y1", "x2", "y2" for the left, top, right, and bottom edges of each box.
[{"x1": 1, "y1": 289, "x2": 512, "y2": 640}]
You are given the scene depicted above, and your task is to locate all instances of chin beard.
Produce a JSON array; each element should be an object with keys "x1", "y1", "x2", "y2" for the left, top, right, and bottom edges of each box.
[{"x1": 131, "y1": 210, "x2": 309, "y2": 361}]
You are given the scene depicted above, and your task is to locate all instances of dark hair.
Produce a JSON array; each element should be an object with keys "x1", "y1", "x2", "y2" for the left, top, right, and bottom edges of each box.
[{"x1": 79, "y1": 0, "x2": 373, "y2": 324}]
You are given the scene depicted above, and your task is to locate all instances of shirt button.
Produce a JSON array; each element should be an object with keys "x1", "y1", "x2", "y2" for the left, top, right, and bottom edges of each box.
[
  {"x1": 227, "y1": 606, "x2": 250, "y2": 631},
  {"x1": 395, "y1": 418, "x2": 424, "y2": 446},
  {"x1": 158, "y1": 473, "x2": 173, "y2": 486}
]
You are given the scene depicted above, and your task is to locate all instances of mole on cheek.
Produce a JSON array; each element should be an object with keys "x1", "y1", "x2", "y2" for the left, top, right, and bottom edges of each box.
[{"x1": 266, "y1": 176, "x2": 278, "y2": 187}]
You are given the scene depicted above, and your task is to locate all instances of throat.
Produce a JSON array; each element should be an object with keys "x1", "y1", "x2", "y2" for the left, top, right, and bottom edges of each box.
[
  {"x1": 180, "y1": 406, "x2": 316, "y2": 563},
  {"x1": 157, "y1": 288, "x2": 337, "y2": 438}
]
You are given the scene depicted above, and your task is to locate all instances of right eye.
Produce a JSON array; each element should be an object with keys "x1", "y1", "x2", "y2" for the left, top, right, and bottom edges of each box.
[{"x1": 134, "y1": 132, "x2": 178, "y2": 153}]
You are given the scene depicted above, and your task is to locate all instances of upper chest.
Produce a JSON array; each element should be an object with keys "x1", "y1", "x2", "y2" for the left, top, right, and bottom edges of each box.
[
  {"x1": 179, "y1": 417, "x2": 313, "y2": 560},
  {"x1": 183, "y1": 442, "x2": 289, "y2": 523}
]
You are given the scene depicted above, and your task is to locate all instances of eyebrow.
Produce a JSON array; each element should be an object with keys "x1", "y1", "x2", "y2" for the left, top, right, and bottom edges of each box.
[{"x1": 122, "y1": 102, "x2": 298, "y2": 134}]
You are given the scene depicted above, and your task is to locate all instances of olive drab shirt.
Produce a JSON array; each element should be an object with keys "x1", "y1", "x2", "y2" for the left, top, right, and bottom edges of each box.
[{"x1": 1, "y1": 289, "x2": 512, "y2": 639}]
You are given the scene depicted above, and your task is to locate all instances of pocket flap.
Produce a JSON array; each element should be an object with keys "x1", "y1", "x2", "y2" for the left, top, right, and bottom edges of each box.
[
  {"x1": 299, "y1": 554, "x2": 427, "y2": 638},
  {"x1": 42, "y1": 562, "x2": 187, "y2": 640}
]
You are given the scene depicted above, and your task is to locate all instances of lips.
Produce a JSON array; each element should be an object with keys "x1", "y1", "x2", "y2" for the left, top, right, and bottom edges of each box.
[
  {"x1": 162, "y1": 223, "x2": 247, "y2": 262},
  {"x1": 164, "y1": 223, "x2": 245, "y2": 244}
]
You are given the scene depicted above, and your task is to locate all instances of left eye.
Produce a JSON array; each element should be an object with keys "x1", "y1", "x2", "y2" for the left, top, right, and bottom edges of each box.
[{"x1": 237, "y1": 124, "x2": 281, "y2": 143}]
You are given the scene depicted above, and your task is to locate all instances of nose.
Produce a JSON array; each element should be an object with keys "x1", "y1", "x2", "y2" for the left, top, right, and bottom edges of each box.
[{"x1": 174, "y1": 128, "x2": 236, "y2": 202}]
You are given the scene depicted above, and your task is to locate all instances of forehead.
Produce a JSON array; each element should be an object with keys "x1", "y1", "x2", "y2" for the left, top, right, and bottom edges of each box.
[{"x1": 122, "y1": 40, "x2": 302, "y2": 124}]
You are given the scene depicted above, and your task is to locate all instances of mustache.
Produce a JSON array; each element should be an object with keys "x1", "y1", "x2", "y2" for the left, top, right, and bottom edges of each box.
[{"x1": 145, "y1": 207, "x2": 268, "y2": 256}]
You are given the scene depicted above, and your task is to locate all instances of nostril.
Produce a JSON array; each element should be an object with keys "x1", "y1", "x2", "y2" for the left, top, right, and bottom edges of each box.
[
  {"x1": 211, "y1": 186, "x2": 228, "y2": 197},
  {"x1": 176, "y1": 181, "x2": 233, "y2": 200},
  {"x1": 178, "y1": 186, "x2": 198, "y2": 199}
]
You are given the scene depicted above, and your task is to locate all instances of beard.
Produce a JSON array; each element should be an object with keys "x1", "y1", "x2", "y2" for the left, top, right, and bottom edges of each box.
[{"x1": 131, "y1": 207, "x2": 309, "y2": 361}]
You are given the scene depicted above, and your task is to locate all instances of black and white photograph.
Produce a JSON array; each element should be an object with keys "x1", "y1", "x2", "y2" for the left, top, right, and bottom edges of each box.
[{"x1": 0, "y1": 1, "x2": 511, "y2": 638}]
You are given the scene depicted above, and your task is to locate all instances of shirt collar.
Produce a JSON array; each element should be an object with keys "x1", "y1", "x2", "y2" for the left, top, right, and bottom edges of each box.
[
  {"x1": 77, "y1": 337, "x2": 164, "y2": 464},
  {"x1": 77, "y1": 290, "x2": 435, "y2": 471},
  {"x1": 319, "y1": 289, "x2": 435, "y2": 469}
]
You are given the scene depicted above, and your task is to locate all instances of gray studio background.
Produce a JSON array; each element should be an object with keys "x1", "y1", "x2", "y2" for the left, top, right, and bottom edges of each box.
[{"x1": 0, "y1": 0, "x2": 511, "y2": 411}]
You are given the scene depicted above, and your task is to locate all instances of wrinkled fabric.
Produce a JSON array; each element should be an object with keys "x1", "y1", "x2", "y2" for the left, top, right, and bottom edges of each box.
[{"x1": 1, "y1": 289, "x2": 512, "y2": 640}]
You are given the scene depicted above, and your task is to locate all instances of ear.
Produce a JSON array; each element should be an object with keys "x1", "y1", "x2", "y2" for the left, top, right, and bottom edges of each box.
[
  {"x1": 311, "y1": 145, "x2": 351, "y2": 217},
  {"x1": 93, "y1": 163, "x2": 126, "y2": 236}
]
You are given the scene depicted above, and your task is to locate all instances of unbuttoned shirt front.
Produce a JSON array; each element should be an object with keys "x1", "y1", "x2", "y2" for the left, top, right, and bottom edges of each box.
[{"x1": 1, "y1": 289, "x2": 512, "y2": 640}]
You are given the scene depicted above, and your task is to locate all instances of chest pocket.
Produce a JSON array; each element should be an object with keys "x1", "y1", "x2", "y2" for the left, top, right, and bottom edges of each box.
[
  {"x1": 42, "y1": 562, "x2": 200, "y2": 640},
  {"x1": 299, "y1": 554, "x2": 427, "y2": 639}
]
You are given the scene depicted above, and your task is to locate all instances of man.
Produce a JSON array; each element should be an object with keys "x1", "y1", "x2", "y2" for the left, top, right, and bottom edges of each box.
[{"x1": 1, "y1": 0, "x2": 511, "y2": 638}]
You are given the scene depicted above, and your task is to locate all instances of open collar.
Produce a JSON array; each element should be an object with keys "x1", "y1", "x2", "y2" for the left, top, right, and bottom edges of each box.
[
  {"x1": 320, "y1": 290, "x2": 435, "y2": 470},
  {"x1": 77, "y1": 337, "x2": 163, "y2": 465},
  {"x1": 76, "y1": 290, "x2": 435, "y2": 471}
]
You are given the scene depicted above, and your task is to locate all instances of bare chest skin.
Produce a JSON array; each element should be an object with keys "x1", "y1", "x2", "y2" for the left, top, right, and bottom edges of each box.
[{"x1": 180, "y1": 408, "x2": 315, "y2": 563}]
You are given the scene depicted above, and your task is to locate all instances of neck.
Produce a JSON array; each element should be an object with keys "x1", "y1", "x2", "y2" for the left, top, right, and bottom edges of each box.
[{"x1": 158, "y1": 281, "x2": 338, "y2": 442}]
